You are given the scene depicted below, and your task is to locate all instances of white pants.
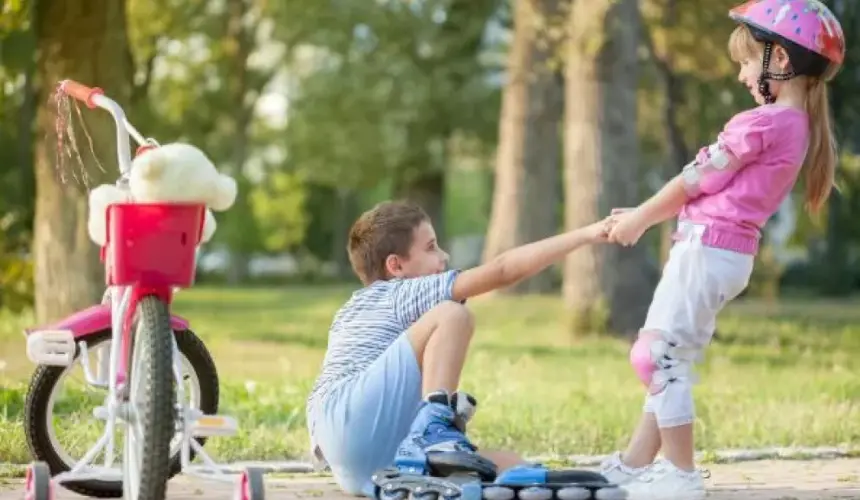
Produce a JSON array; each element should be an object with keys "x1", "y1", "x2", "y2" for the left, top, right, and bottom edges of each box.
[{"x1": 641, "y1": 222, "x2": 754, "y2": 428}]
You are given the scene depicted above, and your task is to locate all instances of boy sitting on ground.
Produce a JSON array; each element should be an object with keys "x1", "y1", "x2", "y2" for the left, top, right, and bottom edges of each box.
[{"x1": 306, "y1": 200, "x2": 611, "y2": 496}]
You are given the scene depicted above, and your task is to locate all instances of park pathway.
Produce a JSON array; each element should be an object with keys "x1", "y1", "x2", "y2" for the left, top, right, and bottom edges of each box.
[{"x1": 2, "y1": 459, "x2": 859, "y2": 499}]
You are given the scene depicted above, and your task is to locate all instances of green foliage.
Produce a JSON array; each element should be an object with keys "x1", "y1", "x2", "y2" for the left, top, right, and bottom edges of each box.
[
  {"x1": 250, "y1": 171, "x2": 308, "y2": 252},
  {"x1": 0, "y1": 232, "x2": 33, "y2": 314},
  {"x1": 0, "y1": 0, "x2": 35, "y2": 312},
  {"x1": 638, "y1": 0, "x2": 750, "y2": 172},
  {"x1": 283, "y1": 0, "x2": 501, "y2": 191},
  {"x1": 0, "y1": 0, "x2": 30, "y2": 33}
]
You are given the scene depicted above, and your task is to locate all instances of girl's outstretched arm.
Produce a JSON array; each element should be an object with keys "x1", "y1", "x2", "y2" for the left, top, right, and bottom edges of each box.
[
  {"x1": 634, "y1": 173, "x2": 690, "y2": 228},
  {"x1": 609, "y1": 174, "x2": 689, "y2": 246}
]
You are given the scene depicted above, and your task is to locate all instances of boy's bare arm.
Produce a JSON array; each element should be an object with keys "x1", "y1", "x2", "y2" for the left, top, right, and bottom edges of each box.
[{"x1": 451, "y1": 222, "x2": 606, "y2": 302}]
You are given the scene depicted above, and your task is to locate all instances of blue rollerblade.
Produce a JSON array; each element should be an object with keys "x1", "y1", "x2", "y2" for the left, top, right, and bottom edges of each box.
[
  {"x1": 371, "y1": 391, "x2": 626, "y2": 500},
  {"x1": 391, "y1": 390, "x2": 497, "y2": 481}
]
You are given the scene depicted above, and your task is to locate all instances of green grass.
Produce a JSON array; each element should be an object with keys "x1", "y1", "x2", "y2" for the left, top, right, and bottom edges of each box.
[{"x1": 1, "y1": 286, "x2": 859, "y2": 465}]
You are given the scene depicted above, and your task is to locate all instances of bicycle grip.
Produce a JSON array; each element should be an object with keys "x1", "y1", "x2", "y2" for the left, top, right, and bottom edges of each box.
[{"x1": 58, "y1": 80, "x2": 104, "y2": 109}]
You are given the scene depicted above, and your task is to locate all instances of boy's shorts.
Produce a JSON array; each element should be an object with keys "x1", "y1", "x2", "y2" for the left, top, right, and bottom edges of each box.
[{"x1": 310, "y1": 333, "x2": 422, "y2": 497}]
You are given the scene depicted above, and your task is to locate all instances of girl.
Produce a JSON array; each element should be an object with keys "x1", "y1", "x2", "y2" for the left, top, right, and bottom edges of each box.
[{"x1": 599, "y1": 1, "x2": 845, "y2": 498}]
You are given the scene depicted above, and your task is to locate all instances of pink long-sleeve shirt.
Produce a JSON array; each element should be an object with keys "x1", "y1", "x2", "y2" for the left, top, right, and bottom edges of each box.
[{"x1": 677, "y1": 104, "x2": 810, "y2": 255}]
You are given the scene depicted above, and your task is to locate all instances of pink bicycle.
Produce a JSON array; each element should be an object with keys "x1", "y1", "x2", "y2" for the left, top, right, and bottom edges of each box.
[{"x1": 23, "y1": 80, "x2": 266, "y2": 500}]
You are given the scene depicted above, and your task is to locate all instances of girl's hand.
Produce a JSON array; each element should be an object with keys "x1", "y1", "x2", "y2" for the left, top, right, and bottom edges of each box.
[
  {"x1": 583, "y1": 217, "x2": 613, "y2": 243},
  {"x1": 608, "y1": 210, "x2": 649, "y2": 247},
  {"x1": 607, "y1": 207, "x2": 635, "y2": 229}
]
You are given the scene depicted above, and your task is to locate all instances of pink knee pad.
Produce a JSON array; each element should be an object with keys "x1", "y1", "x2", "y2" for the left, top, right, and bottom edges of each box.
[{"x1": 629, "y1": 331, "x2": 664, "y2": 393}]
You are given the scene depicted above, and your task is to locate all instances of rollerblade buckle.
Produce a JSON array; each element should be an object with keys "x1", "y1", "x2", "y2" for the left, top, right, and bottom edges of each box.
[{"x1": 26, "y1": 330, "x2": 75, "y2": 366}]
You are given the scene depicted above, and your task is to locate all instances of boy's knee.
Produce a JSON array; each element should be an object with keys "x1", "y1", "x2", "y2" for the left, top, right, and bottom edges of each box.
[
  {"x1": 409, "y1": 301, "x2": 474, "y2": 351},
  {"x1": 408, "y1": 301, "x2": 475, "y2": 352},
  {"x1": 432, "y1": 301, "x2": 474, "y2": 332}
]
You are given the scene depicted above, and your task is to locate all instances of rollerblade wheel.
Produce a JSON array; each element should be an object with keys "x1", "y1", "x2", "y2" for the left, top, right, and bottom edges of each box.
[
  {"x1": 557, "y1": 487, "x2": 591, "y2": 500},
  {"x1": 595, "y1": 486, "x2": 627, "y2": 500},
  {"x1": 25, "y1": 462, "x2": 53, "y2": 500},
  {"x1": 379, "y1": 486, "x2": 409, "y2": 500},
  {"x1": 235, "y1": 467, "x2": 266, "y2": 500},
  {"x1": 517, "y1": 487, "x2": 553, "y2": 500},
  {"x1": 483, "y1": 487, "x2": 515, "y2": 500}
]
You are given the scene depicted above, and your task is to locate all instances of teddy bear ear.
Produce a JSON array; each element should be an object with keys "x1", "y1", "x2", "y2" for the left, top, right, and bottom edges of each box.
[
  {"x1": 208, "y1": 174, "x2": 238, "y2": 212},
  {"x1": 87, "y1": 184, "x2": 130, "y2": 246},
  {"x1": 130, "y1": 146, "x2": 166, "y2": 180}
]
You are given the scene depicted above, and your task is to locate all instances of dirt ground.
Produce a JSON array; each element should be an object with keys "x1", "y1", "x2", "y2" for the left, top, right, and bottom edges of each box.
[{"x1": 2, "y1": 459, "x2": 859, "y2": 499}]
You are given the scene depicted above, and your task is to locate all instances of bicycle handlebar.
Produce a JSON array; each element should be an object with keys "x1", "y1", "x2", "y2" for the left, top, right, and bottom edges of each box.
[
  {"x1": 57, "y1": 80, "x2": 138, "y2": 176},
  {"x1": 58, "y1": 80, "x2": 105, "y2": 109}
]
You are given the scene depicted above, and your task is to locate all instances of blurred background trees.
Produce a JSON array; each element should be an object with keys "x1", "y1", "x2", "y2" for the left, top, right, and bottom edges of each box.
[{"x1": 1, "y1": 0, "x2": 859, "y2": 335}]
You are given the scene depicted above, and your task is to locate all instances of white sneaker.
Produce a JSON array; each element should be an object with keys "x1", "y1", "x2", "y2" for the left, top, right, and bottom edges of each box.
[
  {"x1": 598, "y1": 451, "x2": 650, "y2": 486},
  {"x1": 621, "y1": 459, "x2": 707, "y2": 499}
]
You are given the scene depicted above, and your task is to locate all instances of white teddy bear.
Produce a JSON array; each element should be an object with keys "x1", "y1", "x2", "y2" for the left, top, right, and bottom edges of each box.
[{"x1": 87, "y1": 142, "x2": 237, "y2": 247}]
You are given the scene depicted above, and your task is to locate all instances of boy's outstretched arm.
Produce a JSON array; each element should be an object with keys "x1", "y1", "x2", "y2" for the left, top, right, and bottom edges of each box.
[{"x1": 451, "y1": 220, "x2": 607, "y2": 302}]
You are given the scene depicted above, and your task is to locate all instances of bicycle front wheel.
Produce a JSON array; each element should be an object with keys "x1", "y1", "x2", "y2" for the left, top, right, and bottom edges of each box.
[{"x1": 123, "y1": 295, "x2": 176, "y2": 500}]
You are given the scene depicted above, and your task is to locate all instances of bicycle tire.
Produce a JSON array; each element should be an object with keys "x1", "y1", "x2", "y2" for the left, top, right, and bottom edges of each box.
[
  {"x1": 123, "y1": 295, "x2": 176, "y2": 500},
  {"x1": 24, "y1": 328, "x2": 219, "y2": 498}
]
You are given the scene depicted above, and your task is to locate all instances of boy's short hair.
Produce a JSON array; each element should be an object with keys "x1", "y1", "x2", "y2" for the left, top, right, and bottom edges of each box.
[{"x1": 348, "y1": 200, "x2": 429, "y2": 285}]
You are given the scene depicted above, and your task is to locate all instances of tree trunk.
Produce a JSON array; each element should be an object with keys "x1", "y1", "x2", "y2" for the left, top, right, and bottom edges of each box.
[
  {"x1": 641, "y1": 0, "x2": 689, "y2": 265},
  {"x1": 330, "y1": 189, "x2": 358, "y2": 280},
  {"x1": 222, "y1": 0, "x2": 255, "y2": 285},
  {"x1": 395, "y1": 169, "x2": 446, "y2": 248},
  {"x1": 821, "y1": 190, "x2": 852, "y2": 295},
  {"x1": 483, "y1": 0, "x2": 564, "y2": 295},
  {"x1": 818, "y1": 0, "x2": 858, "y2": 296},
  {"x1": 17, "y1": 17, "x2": 37, "y2": 239},
  {"x1": 33, "y1": 1, "x2": 132, "y2": 323},
  {"x1": 563, "y1": 0, "x2": 654, "y2": 337},
  {"x1": 19, "y1": 4, "x2": 37, "y2": 226}
]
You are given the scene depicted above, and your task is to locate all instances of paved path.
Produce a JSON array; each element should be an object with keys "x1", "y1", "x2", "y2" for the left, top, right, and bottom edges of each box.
[{"x1": 3, "y1": 459, "x2": 859, "y2": 499}]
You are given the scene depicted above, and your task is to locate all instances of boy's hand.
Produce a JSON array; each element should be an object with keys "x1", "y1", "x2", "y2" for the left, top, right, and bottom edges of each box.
[
  {"x1": 583, "y1": 217, "x2": 613, "y2": 243},
  {"x1": 608, "y1": 209, "x2": 649, "y2": 247}
]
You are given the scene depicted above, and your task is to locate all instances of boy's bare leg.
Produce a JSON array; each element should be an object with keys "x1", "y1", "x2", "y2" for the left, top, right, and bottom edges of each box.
[
  {"x1": 622, "y1": 412, "x2": 662, "y2": 468},
  {"x1": 405, "y1": 301, "x2": 526, "y2": 471},
  {"x1": 481, "y1": 450, "x2": 526, "y2": 472},
  {"x1": 406, "y1": 301, "x2": 475, "y2": 395}
]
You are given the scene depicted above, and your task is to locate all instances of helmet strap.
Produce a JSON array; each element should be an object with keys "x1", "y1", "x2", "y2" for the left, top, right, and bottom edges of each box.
[{"x1": 758, "y1": 41, "x2": 796, "y2": 105}]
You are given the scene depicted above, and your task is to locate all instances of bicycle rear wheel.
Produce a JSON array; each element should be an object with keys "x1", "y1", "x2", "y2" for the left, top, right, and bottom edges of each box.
[{"x1": 123, "y1": 295, "x2": 176, "y2": 500}]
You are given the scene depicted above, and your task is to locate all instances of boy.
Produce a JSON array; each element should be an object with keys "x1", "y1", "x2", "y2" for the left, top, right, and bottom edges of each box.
[{"x1": 306, "y1": 200, "x2": 611, "y2": 496}]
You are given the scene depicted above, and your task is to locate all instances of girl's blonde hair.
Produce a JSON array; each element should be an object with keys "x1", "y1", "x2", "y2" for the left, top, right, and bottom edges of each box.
[{"x1": 728, "y1": 24, "x2": 840, "y2": 214}]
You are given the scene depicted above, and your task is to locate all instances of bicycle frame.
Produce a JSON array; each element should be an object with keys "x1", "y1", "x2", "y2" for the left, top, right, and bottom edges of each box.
[{"x1": 42, "y1": 80, "x2": 237, "y2": 486}]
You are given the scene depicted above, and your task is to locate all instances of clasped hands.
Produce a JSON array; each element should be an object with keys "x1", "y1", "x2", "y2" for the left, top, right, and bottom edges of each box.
[{"x1": 598, "y1": 207, "x2": 650, "y2": 247}]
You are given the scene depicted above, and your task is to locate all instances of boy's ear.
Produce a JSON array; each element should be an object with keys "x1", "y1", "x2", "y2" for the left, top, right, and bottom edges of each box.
[{"x1": 385, "y1": 254, "x2": 403, "y2": 278}]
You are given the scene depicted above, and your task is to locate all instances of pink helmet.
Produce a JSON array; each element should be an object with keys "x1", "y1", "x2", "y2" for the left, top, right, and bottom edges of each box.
[{"x1": 730, "y1": 0, "x2": 845, "y2": 74}]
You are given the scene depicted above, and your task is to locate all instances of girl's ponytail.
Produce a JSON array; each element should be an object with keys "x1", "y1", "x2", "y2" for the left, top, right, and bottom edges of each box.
[{"x1": 803, "y1": 78, "x2": 837, "y2": 213}]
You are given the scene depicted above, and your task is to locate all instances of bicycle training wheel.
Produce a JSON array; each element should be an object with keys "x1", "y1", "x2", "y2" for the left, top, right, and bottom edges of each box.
[{"x1": 122, "y1": 295, "x2": 176, "y2": 500}]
